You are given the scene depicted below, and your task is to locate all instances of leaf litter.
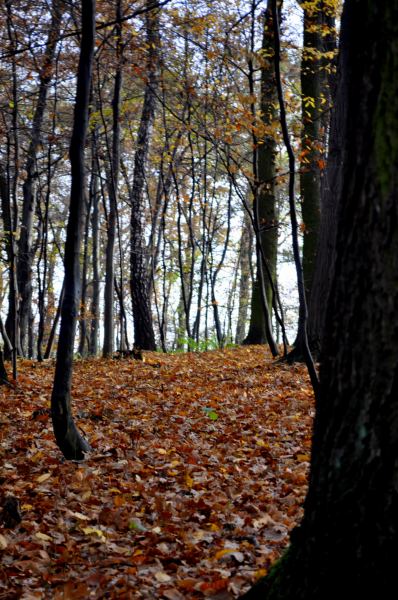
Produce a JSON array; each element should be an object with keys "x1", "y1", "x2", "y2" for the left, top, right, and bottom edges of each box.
[{"x1": 0, "y1": 346, "x2": 314, "y2": 598}]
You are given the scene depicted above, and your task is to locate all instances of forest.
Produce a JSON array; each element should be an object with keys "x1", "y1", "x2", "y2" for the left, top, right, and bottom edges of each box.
[{"x1": 1, "y1": 0, "x2": 397, "y2": 598}]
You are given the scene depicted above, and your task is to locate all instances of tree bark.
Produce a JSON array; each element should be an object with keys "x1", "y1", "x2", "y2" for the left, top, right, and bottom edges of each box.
[
  {"x1": 241, "y1": 1, "x2": 398, "y2": 597},
  {"x1": 244, "y1": 1, "x2": 280, "y2": 346},
  {"x1": 300, "y1": 1, "x2": 322, "y2": 299},
  {"x1": 306, "y1": 6, "x2": 338, "y2": 355},
  {"x1": 103, "y1": 0, "x2": 123, "y2": 357},
  {"x1": 235, "y1": 210, "x2": 252, "y2": 344},
  {"x1": 129, "y1": 1, "x2": 159, "y2": 351},
  {"x1": 50, "y1": 0, "x2": 95, "y2": 460}
]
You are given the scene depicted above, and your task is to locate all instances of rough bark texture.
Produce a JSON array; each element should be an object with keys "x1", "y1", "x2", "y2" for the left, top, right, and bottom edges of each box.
[
  {"x1": 300, "y1": 3, "x2": 322, "y2": 298},
  {"x1": 307, "y1": 40, "x2": 341, "y2": 355},
  {"x1": 129, "y1": 2, "x2": 159, "y2": 351},
  {"x1": 241, "y1": 1, "x2": 398, "y2": 597},
  {"x1": 50, "y1": 0, "x2": 94, "y2": 460},
  {"x1": 244, "y1": 1, "x2": 280, "y2": 345}
]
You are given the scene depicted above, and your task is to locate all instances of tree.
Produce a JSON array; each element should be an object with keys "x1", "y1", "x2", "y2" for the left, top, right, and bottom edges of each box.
[
  {"x1": 241, "y1": 0, "x2": 398, "y2": 597},
  {"x1": 50, "y1": 0, "x2": 95, "y2": 460},
  {"x1": 299, "y1": 0, "x2": 322, "y2": 299},
  {"x1": 244, "y1": 0, "x2": 281, "y2": 347},
  {"x1": 103, "y1": 0, "x2": 123, "y2": 357},
  {"x1": 129, "y1": 1, "x2": 159, "y2": 351},
  {"x1": 306, "y1": 2, "x2": 339, "y2": 355},
  {"x1": 16, "y1": 0, "x2": 63, "y2": 356}
]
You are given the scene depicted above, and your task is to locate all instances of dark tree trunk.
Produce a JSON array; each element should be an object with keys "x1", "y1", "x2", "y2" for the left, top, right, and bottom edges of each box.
[
  {"x1": 244, "y1": 1, "x2": 280, "y2": 346},
  {"x1": 241, "y1": 1, "x2": 398, "y2": 597},
  {"x1": 307, "y1": 7, "x2": 339, "y2": 356},
  {"x1": 103, "y1": 0, "x2": 123, "y2": 357},
  {"x1": 129, "y1": 2, "x2": 159, "y2": 351},
  {"x1": 50, "y1": 0, "x2": 95, "y2": 460},
  {"x1": 17, "y1": 0, "x2": 63, "y2": 356},
  {"x1": 300, "y1": 2, "x2": 322, "y2": 299},
  {"x1": 0, "y1": 350, "x2": 8, "y2": 384}
]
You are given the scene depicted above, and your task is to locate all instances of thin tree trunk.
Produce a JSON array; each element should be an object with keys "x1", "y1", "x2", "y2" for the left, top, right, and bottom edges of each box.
[
  {"x1": 236, "y1": 210, "x2": 253, "y2": 344},
  {"x1": 50, "y1": 0, "x2": 95, "y2": 460},
  {"x1": 103, "y1": 0, "x2": 123, "y2": 357},
  {"x1": 89, "y1": 133, "x2": 100, "y2": 356},
  {"x1": 44, "y1": 281, "x2": 64, "y2": 360},
  {"x1": 271, "y1": 0, "x2": 318, "y2": 388},
  {"x1": 78, "y1": 192, "x2": 91, "y2": 356}
]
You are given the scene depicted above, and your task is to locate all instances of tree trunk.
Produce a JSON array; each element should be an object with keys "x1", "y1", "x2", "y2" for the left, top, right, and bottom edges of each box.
[
  {"x1": 17, "y1": 0, "x2": 63, "y2": 355},
  {"x1": 241, "y1": 1, "x2": 398, "y2": 597},
  {"x1": 77, "y1": 192, "x2": 91, "y2": 356},
  {"x1": 244, "y1": 1, "x2": 280, "y2": 346},
  {"x1": 235, "y1": 210, "x2": 253, "y2": 344},
  {"x1": 129, "y1": 1, "x2": 159, "y2": 351},
  {"x1": 50, "y1": 0, "x2": 94, "y2": 460},
  {"x1": 306, "y1": 6, "x2": 338, "y2": 356},
  {"x1": 300, "y1": 1, "x2": 322, "y2": 299},
  {"x1": 103, "y1": 0, "x2": 123, "y2": 357},
  {"x1": 89, "y1": 133, "x2": 100, "y2": 356}
]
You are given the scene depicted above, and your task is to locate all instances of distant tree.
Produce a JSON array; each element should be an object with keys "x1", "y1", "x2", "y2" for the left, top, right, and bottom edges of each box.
[
  {"x1": 103, "y1": 0, "x2": 123, "y2": 357},
  {"x1": 241, "y1": 0, "x2": 398, "y2": 597},
  {"x1": 17, "y1": 0, "x2": 64, "y2": 356},
  {"x1": 51, "y1": 0, "x2": 95, "y2": 460}
]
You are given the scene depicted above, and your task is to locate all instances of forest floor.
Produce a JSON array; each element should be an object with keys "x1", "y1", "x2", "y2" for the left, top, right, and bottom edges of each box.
[{"x1": 0, "y1": 346, "x2": 314, "y2": 599}]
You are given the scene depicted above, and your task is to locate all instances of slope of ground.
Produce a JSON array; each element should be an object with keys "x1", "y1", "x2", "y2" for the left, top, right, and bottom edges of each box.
[{"x1": 0, "y1": 346, "x2": 314, "y2": 599}]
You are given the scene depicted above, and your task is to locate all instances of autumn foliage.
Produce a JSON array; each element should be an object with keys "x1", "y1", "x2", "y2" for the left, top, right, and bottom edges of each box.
[{"x1": 0, "y1": 347, "x2": 313, "y2": 598}]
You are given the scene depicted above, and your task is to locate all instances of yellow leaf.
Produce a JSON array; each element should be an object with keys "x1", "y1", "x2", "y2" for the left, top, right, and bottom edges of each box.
[
  {"x1": 36, "y1": 473, "x2": 51, "y2": 483},
  {"x1": 82, "y1": 527, "x2": 106, "y2": 540},
  {"x1": 296, "y1": 453, "x2": 311, "y2": 462},
  {"x1": 214, "y1": 548, "x2": 234, "y2": 560},
  {"x1": 35, "y1": 532, "x2": 52, "y2": 542},
  {"x1": 185, "y1": 473, "x2": 194, "y2": 488},
  {"x1": 255, "y1": 568, "x2": 268, "y2": 579},
  {"x1": 157, "y1": 448, "x2": 167, "y2": 455},
  {"x1": 31, "y1": 451, "x2": 44, "y2": 463},
  {"x1": 0, "y1": 534, "x2": 8, "y2": 549},
  {"x1": 21, "y1": 503, "x2": 33, "y2": 511},
  {"x1": 255, "y1": 439, "x2": 269, "y2": 448}
]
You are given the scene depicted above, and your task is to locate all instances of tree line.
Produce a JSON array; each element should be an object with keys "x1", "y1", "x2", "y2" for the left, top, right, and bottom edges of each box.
[{"x1": 0, "y1": 0, "x2": 338, "y2": 374}]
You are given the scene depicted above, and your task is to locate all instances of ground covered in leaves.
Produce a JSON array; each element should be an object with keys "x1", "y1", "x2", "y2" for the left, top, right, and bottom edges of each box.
[{"x1": 0, "y1": 346, "x2": 314, "y2": 599}]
